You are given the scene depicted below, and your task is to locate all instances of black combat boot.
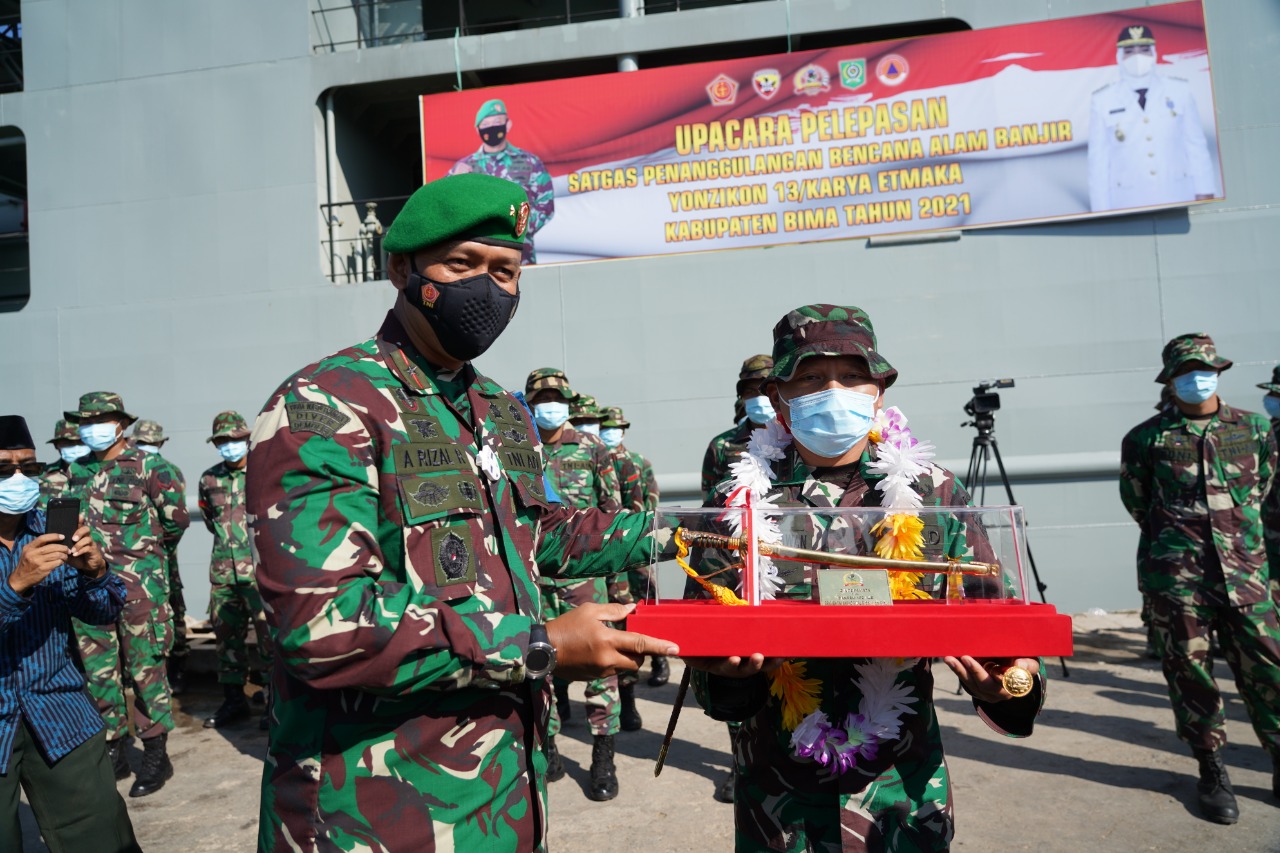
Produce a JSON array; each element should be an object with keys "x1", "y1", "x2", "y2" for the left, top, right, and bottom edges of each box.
[
  {"x1": 204, "y1": 683, "x2": 251, "y2": 729},
  {"x1": 647, "y1": 655, "x2": 670, "y2": 687},
  {"x1": 107, "y1": 737, "x2": 131, "y2": 781},
  {"x1": 129, "y1": 734, "x2": 173, "y2": 798},
  {"x1": 714, "y1": 767, "x2": 735, "y2": 804},
  {"x1": 588, "y1": 735, "x2": 618, "y2": 801},
  {"x1": 619, "y1": 684, "x2": 642, "y2": 732},
  {"x1": 544, "y1": 735, "x2": 566, "y2": 783},
  {"x1": 554, "y1": 681, "x2": 571, "y2": 723},
  {"x1": 167, "y1": 658, "x2": 187, "y2": 696},
  {"x1": 1192, "y1": 748, "x2": 1239, "y2": 824}
]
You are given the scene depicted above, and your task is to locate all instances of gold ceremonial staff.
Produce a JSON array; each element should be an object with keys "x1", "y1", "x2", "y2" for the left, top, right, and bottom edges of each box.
[{"x1": 677, "y1": 529, "x2": 1000, "y2": 577}]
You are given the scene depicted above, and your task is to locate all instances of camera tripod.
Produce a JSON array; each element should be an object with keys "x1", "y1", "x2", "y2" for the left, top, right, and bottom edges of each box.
[{"x1": 963, "y1": 408, "x2": 1070, "y2": 678}]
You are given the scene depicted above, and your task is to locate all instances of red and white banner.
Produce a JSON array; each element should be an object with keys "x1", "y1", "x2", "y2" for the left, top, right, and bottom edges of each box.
[{"x1": 420, "y1": 1, "x2": 1221, "y2": 264}]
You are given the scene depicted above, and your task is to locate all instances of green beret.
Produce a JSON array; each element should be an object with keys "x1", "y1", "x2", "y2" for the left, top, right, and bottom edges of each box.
[
  {"x1": 475, "y1": 99, "x2": 508, "y2": 127},
  {"x1": 383, "y1": 173, "x2": 530, "y2": 256}
]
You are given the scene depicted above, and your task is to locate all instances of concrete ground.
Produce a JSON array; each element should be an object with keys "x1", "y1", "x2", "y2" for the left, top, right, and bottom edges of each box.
[{"x1": 20, "y1": 611, "x2": 1280, "y2": 852}]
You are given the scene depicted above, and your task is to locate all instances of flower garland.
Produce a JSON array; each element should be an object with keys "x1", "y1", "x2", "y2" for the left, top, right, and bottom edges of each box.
[{"x1": 718, "y1": 405, "x2": 937, "y2": 774}]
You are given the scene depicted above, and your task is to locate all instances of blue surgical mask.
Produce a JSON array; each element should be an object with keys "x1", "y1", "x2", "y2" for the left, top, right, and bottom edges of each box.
[
  {"x1": 577, "y1": 422, "x2": 601, "y2": 437},
  {"x1": 135, "y1": 443, "x2": 160, "y2": 455},
  {"x1": 744, "y1": 395, "x2": 777, "y2": 424},
  {"x1": 600, "y1": 427, "x2": 624, "y2": 448},
  {"x1": 532, "y1": 402, "x2": 570, "y2": 431},
  {"x1": 59, "y1": 444, "x2": 90, "y2": 464},
  {"x1": 1172, "y1": 370, "x2": 1218, "y2": 404},
  {"x1": 1264, "y1": 396, "x2": 1280, "y2": 419},
  {"x1": 783, "y1": 387, "x2": 878, "y2": 458},
  {"x1": 218, "y1": 440, "x2": 248, "y2": 462},
  {"x1": 78, "y1": 422, "x2": 120, "y2": 452},
  {"x1": 0, "y1": 472, "x2": 40, "y2": 515}
]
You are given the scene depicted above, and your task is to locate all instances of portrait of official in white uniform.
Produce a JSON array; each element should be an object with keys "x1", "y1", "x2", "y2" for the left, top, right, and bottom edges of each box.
[{"x1": 1087, "y1": 25, "x2": 1218, "y2": 212}]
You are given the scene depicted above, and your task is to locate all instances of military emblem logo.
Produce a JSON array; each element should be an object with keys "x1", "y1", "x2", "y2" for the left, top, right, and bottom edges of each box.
[
  {"x1": 792, "y1": 64, "x2": 831, "y2": 96},
  {"x1": 437, "y1": 532, "x2": 470, "y2": 580},
  {"x1": 706, "y1": 74, "x2": 739, "y2": 106},
  {"x1": 502, "y1": 428, "x2": 528, "y2": 445},
  {"x1": 876, "y1": 54, "x2": 909, "y2": 87},
  {"x1": 514, "y1": 201, "x2": 531, "y2": 237},
  {"x1": 457, "y1": 480, "x2": 479, "y2": 503},
  {"x1": 421, "y1": 282, "x2": 440, "y2": 308},
  {"x1": 408, "y1": 419, "x2": 439, "y2": 440},
  {"x1": 838, "y1": 59, "x2": 866, "y2": 91},
  {"x1": 413, "y1": 480, "x2": 450, "y2": 508},
  {"x1": 751, "y1": 69, "x2": 781, "y2": 100},
  {"x1": 1129, "y1": 26, "x2": 1145, "y2": 42}
]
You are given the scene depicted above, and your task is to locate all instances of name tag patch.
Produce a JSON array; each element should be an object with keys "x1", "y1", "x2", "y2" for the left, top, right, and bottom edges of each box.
[{"x1": 394, "y1": 443, "x2": 472, "y2": 474}]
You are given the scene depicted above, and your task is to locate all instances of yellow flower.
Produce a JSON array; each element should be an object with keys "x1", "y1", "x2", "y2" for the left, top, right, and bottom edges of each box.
[
  {"x1": 871, "y1": 513, "x2": 925, "y2": 561},
  {"x1": 889, "y1": 570, "x2": 931, "y2": 600},
  {"x1": 769, "y1": 660, "x2": 822, "y2": 730}
]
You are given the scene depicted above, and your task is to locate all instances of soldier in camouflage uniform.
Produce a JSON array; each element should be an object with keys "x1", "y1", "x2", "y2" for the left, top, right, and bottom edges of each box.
[
  {"x1": 447, "y1": 98, "x2": 554, "y2": 264},
  {"x1": 1259, "y1": 366, "x2": 1280, "y2": 604},
  {"x1": 38, "y1": 419, "x2": 90, "y2": 510},
  {"x1": 199, "y1": 411, "x2": 273, "y2": 731},
  {"x1": 1120, "y1": 334, "x2": 1280, "y2": 824},
  {"x1": 247, "y1": 174, "x2": 674, "y2": 852},
  {"x1": 131, "y1": 418, "x2": 191, "y2": 694},
  {"x1": 1138, "y1": 384, "x2": 1177, "y2": 659},
  {"x1": 569, "y1": 392, "x2": 604, "y2": 438},
  {"x1": 601, "y1": 405, "x2": 668, "y2": 688},
  {"x1": 702, "y1": 354, "x2": 776, "y2": 501},
  {"x1": 526, "y1": 369, "x2": 629, "y2": 797},
  {"x1": 690, "y1": 306, "x2": 1044, "y2": 851},
  {"x1": 65, "y1": 392, "x2": 190, "y2": 798}
]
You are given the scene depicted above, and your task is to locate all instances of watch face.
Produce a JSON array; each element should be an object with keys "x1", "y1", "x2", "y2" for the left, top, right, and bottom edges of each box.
[{"x1": 527, "y1": 647, "x2": 553, "y2": 672}]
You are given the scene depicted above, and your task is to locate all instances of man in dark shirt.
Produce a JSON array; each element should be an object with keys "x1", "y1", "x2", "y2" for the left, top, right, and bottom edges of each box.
[{"x1": 0, "y1": 415, "x2": 138, "y2": 852}]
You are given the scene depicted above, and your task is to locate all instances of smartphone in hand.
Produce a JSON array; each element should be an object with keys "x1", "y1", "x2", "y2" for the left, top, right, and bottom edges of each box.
[{"x1": 46, "y1": 497, "x2": 81, "y2": 543}]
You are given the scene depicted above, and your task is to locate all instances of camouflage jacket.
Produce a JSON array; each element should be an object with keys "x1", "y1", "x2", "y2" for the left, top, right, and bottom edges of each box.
[
  {"x1": 694, "y1": 445, "x2": 1042, "y2": 850},
  {"x1": 37, "y1": 460, "x2": 79, "y2": 510},
  {"x1": 1120, "y1": 402, "x2": 1278, "y2": 607},
  {"x1": 608, "y1": 445, "x2": 645, "y2": 511},
  {"x1": 627, "y1": 447, "x2": 659, "y2": 511},
  {"x1": 69, "y1": 447, "x2": 190, "y2": 603},
  {"x1": 149, "y1": 452, "x2": 186, "y2": 573},
  {"x1": 448, "y1": 143, "x2": 554, "y2": 262},
  {"x1": 246, "y1": 311, "x2": 653, "y2": 853},
  {"x1": 701, "y1": 419, "x2": 753, "y2": 501},
  {"x1": 542, "y1": 427, "x2": 620, "y2": 511},
  {"x1": 198, "y1": 462, "x2": 253, "y2": 586}
]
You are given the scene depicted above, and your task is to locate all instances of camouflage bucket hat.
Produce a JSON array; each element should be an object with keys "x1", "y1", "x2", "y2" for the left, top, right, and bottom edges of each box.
[
  {"x1": 1155, "y1": 333, "x2": 1232, "y2": 383},
  {"x1": 525, "y1": 367, "x2": 575, "y2": 400},
  {"x1": 570, "y1": 394, "x2": 602, "y2": 421},
  {"x1": 47, "y1": 418, "x2": 79, "y2": 444},
  {"x1": 1256, "y1": 365, "x2": 1280, "y2": 394},
  {"x1": 768, "y1": 305, "x2": 898, "y2": 387},
  {"x1": 207, "y1": 410, "x2": 251, "y2": 443},
  {"x1": 735, "y1": 354, "x2": 775, "y2": 396},
  {"x1": 132, "y1": 419, "x2": 168, "y2": 445},
  {"x1": 601, "y1": 406, "x2": 630, "y2": 430},
  {"x1": 65, "y1": 391, "x2": 137, "y2": 425}
]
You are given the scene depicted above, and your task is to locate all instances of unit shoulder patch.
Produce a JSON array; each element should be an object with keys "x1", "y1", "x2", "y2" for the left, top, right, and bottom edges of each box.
[{"x1": 285, "y1": 401, "x2": 351, "y2": 438}]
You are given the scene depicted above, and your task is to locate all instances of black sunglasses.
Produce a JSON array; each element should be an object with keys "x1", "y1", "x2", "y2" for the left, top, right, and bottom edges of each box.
[{"x1": 0, "y1": 461, "x2": 45, "y2": 478}]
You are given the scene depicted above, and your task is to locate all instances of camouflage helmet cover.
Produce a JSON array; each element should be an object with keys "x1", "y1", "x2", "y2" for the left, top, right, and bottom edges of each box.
[{"x1": 767, "y1": 305, "x2": 898, "y2": 387}]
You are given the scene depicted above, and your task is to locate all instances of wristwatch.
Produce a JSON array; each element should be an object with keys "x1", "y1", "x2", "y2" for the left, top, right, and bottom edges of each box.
[{"x1": 525, "y1": 623, "x2": 557, "y2": 680}]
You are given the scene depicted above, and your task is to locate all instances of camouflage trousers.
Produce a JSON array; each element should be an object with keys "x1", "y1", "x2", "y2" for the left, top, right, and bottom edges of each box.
[
  {"x1": 541, "y1": 577, "x2": 619, "y2": 737},
  {"x1": 1149, "y1": 597, "x2": 1280, "y2": 760},
  {"x1": 210, "y1": 581, "x2": 273, "y2": 686},
  {"x1": 168, "y1": 558, "x2": 188, "y2": 660},
  {"x1": 74, "y1": 598, "x2": 175, "y2": 741}
]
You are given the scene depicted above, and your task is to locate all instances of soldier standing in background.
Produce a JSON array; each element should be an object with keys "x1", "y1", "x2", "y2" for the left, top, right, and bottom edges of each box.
[
  {"x1": 1120, "y1": 334, "x2": 1280, "y2": 824},
  {"x1": 701, "y1": 355, "x2": 776, "y2": 501},
  {"x1": 66, "y1": 392, "x2": 189, "y2": 798},
  {"x1": 1259, "y1": 366, "x2": 1280, "y2": 603},
  {"x1": 247, "y1": 175, "x2": 671, "y2": 850},
  {"x1": 38, "y1": 419, "x2": 89, "y2": 509},
  {"x1": 131, "y1": 419, "x2": 190, "y2": 695},
  {"x1": 569, "y1": 392, "x2": 604, "y2": 438},
  {"x1": 526, "y1": 368, "x2": 627, "y2": 799},
  {"x1": 199, "y1": 411, "x2": 272, "y2": 731}
]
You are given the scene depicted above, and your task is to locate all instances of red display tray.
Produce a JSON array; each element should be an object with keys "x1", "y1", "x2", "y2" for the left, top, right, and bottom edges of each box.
[{"x1": 628, "y1": 599, "x2": 1074, "y2": 658}]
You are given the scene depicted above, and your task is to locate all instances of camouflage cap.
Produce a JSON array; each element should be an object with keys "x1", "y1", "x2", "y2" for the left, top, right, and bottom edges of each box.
[
  {"x1": 525, "y1": 367, "x2": 575, "y2": 400},
  {"x1": 132, "y1": 419, "x2": 168, "y2": 445},
  {"x1": 735, "y1": 354, "x2": 774, "y2": 396},
  {"x1": 382, "y1": 173, "x2": 529, "y2": 256},
  {"x1": 767, "y1": 305, "x2": 898, "y2": 387},
  {"x1": 1155, "y1": 333, "x2": 1232, "y2": 383},
  {"x1": 207, "y1": 410, "x2": 251, "y2": 443},
  {"x1": 1257, "y1": 365, "x2": 1280, "y2": 394},
  {"x1": 46, "y1": 418, "x2": 79, "y2": 444},
  {"x1": 600, "y1": 406, "x2": 631, "y2": 430},
  {"x1": 64, "y1": 391, "x2": 137, "y2": 425},
  {"x1": 570, "y1": 394, "x2": 602, "y2": 422}
]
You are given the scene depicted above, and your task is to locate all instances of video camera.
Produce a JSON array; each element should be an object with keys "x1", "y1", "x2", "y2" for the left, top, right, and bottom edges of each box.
[{"x1": 964, "y1": 378, "x2": 1015, "y2": 418}]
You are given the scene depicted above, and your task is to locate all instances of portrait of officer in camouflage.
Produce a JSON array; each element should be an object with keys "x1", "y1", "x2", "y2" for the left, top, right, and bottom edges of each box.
[
  {"x1": 65, "y1": 391, "x2": 190, "y2": 798},
  {"x1": 525, "y1": 369, "x2": 629, "y2": 798},
  {"x1": 37, "y1": 418, "x2": 89, "y2": 510},
  {"x1": 688, "y1": 305, "x2": 1045, "y2": 852},
  {"x1": 1259, "y1": 365, "x2": 1280, "y2": 604},
  {"x1": 246, "y1": 173, "x2": 675, "y2": 852},
  {"x1": 702, "y1": 354, "x2": 776, "y2": 502},
  {"x1": 198, "y1": 411, "x2": 272, "y2": 731},
  {"x1": 1120, "y1": 334, "x2": 1280, "y2": 824},
  {"x1": 131, "y1": 418, "x2": 191, "y2": 694}
]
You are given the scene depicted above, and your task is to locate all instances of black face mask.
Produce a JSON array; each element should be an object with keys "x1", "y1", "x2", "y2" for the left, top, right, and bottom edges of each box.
[
  {"x1": 406, "y1": 270, "x2": 520, "y2": 362},
  {"x1": 479, "y1": 125, "x2": 507, "y2": 146}
]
